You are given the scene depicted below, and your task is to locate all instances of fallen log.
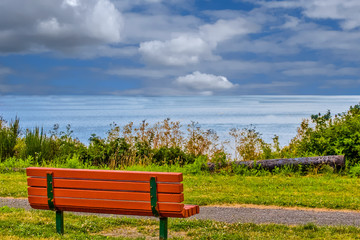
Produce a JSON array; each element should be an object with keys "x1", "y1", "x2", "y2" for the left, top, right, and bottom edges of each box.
[
  {"x1": 231, "y1": 155, "x2": 345, "y2": 170},
  {"x1": 206, "y1": 155, "x2": 345, "y2": 171}
]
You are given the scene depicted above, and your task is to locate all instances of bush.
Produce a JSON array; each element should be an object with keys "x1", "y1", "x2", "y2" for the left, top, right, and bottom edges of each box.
[
  {"x1": 21, "y1": 127, "x2": 59, "y2": 164},
  {"x1": 0, "y1": 117, "x2": 20, "y2": 161},
  {"x1": 285, "y1": 104, "x2": 360, "y2": 165},
  {"x1": 229, "y1": 126, "x2": 265, "y2": 161},
  {"x1": 349, "y1": 163, "x2": 360, "y2": 177},
  {"x1": 184, "y1": 155, "x2": 208, "y2": 174},
  {"x1": 0, "y1": 156, "x2": 33, "y2": 172},
  {"x1": 1, "y1": 103, "x2": 360, "y2": 174},
  {"x1": 152, "y1": 146, "x2": 195, "y2": 166}
]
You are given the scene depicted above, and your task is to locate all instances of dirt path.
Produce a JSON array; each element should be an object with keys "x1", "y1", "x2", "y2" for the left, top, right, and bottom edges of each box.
[{"x1": 2, "y1": 197, "x2": 360, "y2": 226}]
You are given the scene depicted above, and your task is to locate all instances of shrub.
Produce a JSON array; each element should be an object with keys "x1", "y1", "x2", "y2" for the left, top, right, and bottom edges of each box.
[
  {"x1": 349, "y1": 163, "x2": 360, "y2": 177},
  {"x1": 0, "y1": 156, "x2": 33, "y2": 172},
  {"x1": 152, "y1": 146, "x2": 195, "y2": 166},
  {"x1": 0, "y1": 117, "x2": 20, "y2": 161},
  {"x1": 65, "y1": 155, "x2": 83, "y2": 169},
  {"x1": 186, "y1": 122, "x2": 224, "y2": 157},
  {"x1": 229, "y1": 126, "x2": 264, "y2": 161},
  {"x1": 285, "y1": 104, "x2": 360, "y2": 165},
  {"x1": 184, "y1": 155, "x2": 208, "y2": 174},
  {"x1": 21, "y1": 127, "x2": 59, "y2": 164}
]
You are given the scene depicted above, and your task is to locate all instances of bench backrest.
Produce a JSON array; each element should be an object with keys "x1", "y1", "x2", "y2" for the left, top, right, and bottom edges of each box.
[{"x1": 26, "y1": 167, "x2": 190, "y2": 218}]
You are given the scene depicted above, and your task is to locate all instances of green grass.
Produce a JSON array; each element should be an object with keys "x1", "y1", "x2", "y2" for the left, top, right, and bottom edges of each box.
[
  {"x1": 183, "y1": 175, "x2": 360, "y2": 210},
  {"x1": 0, "y1": 172, "x2": 27, "y2": 198},
  {"x1": 2, "y1": 171, "x2": 360, "y2": 210},
  {"x1": 1, "y1": 207, "x2": 360, "y2": 239}
]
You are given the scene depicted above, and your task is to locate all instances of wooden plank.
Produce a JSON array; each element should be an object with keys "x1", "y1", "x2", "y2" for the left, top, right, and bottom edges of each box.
[
  {"x1": 28, "y1": 187, "x2": 184, "y2": 203},
  {"x1": 184, "y1": 205, "x2": 199, "y2": 217},
  {"x1": 28, "y1": 196, "x2": 183, "y2": 212},
  {"x1": 27, "y1": 178, "x2": 183, "y2": 194},
  {"x1": 26, "y1": 167, "x2": 183, "y2": 182},
  {"x1": 29, "y1": 204, "x2": 189, "y2": 218}
]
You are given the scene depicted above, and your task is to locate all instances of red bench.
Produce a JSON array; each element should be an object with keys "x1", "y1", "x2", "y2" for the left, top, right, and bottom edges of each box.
[{"x1": 26, "y1": 167, "x2": 199, "y2": 239}]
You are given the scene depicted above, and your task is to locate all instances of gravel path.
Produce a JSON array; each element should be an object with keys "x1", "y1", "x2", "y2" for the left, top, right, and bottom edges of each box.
[{"x1": 2, "y1": 198, "x2": 360, "y2": 226}]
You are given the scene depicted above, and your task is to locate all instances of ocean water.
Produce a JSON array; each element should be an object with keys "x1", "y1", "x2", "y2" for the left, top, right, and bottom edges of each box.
[{"x1": 1, "y1": 95, "x2": 360, "y2": 146}]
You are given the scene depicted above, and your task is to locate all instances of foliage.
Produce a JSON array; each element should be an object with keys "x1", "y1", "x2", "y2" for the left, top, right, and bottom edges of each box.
[
  {"x1": 285, "y1": 104, "x2": 360, "y2": 164},
  {"x1": 21, "y1": 127, "x2": 58, "y2": 164},
  {"x1": 152, "y1": 146, "x2": 196, "y2": 166},
  {"x1": 229, "y1": 126, "x2": 283, "y2": 161},
  {"x1": 349, "y1": 163, "x2": 360, "y2": 178},
  {"x1": 1, "y1": 102, "x2": 360, "y2": 171},
  {"x1": 230, "y1": 126, "x2": 264, "y2": 161},
  {"x1": 0, "y1": 117, "x2": 20, "y2": 161},
  {"x1": 0, "y1": 156, "x2": 33, "y2": 172}
]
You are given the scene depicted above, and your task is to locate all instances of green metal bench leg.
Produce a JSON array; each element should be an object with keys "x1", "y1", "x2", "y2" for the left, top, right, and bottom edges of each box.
[
  {"x1": 159, "y1": 217, "x2": 168, "y2": 240},
  {"x1": 56, "y1": 210, "x2": 64, "y2": 234}
]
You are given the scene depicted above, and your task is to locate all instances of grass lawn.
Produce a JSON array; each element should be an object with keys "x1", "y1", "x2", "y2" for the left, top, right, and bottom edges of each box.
[
  {"x1": 1, "y1": 171, "x2": 360, "y2": 210},
  {"x1": 0, "y1": 172, "x2": 27, "y2": 197},
  {"x1": 1, "y1": 206, "x2": 360, "y2": 239},
  {"x1": 183, "y1": 174, "x2": 360, "y2": 210}
]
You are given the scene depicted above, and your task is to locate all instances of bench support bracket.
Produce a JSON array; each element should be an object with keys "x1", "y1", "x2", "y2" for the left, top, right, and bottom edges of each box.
[
  {"x1": 56, "y1": 210, "x2": 64, "y2": 234},
  {"x1": 46, "y1": 173, "x2": 55, "y2": 210},
  {"x1": 47, "y1": 172, "x2": 64, "y2": 234},
  {"x1": 150, "y1": 177, "x2": 168, "y2": 239},
  {"x1": 150, "y1": 177, "x2": 159, "y2": 217},
  {"x1": 159, "y1": 217, "x2": 168, "y2": 240}
]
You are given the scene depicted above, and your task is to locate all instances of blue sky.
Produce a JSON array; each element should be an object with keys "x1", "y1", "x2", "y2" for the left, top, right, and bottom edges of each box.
[{"x1": 0, "y1": 0, "x2": 360, "y2": 95}]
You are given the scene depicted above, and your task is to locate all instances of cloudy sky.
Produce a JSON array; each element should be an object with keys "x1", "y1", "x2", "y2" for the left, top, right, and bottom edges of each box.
[{"x1": 0, "y1": 0, "x2": 360, "y2": 95}]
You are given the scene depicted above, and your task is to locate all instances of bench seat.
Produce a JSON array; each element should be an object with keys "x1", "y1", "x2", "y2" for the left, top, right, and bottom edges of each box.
[
  {"x1": 26, "y1": 167, "x2": 199, "y2": 239},
  {"x1": 28, "y1": 199, "x2": 199, "y2": 218}
]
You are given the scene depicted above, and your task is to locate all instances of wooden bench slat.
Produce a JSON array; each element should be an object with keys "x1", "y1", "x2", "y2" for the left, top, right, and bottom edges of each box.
[
  {"x1": 29, "y1": 204, "x2": 198, "y2": 218},
  {"x1": 29, "y1": 204, "x2": 191, "y2": 218},
  {"x1": 28, "y1": 196, "x2": 184, "y2": 212},
  {"x1": 28, "y1": 187, "x2": 184, "y2": 203},
  {"x1": 27, "y1": 178, "x2": 183, "y2": 194},
  {"x1": 27, "y1": 167, "x2": 183, "y2": 182}
]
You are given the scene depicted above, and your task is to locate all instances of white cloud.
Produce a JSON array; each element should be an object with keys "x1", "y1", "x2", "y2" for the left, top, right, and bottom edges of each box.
[
  {"x1": 259, "y1": 1, "x2": 303, "y2": 9},
  {"x1": 199, "y1": 18, "x2": 260, "y2": 45},
  {"x1": 287, "y1": 30, "x2": 360, "y2": 52},
  {"x1": 324, "y1": 79, "x2": 360, "y2": 88},
  {"x1": 0, "y1": 66, "x2": 15, "y2": 94},
  {"x1": 85, "y1": 0, "x2": 123, "y2": 42},
  {"x1": 219, "y1": 39, "x2": 298, "y2": 55},
  {"x1": 280, "y1": 15, "x2": 300, "y2": 29},
  {"x1": 121, "y1": 13, "x2": 201, "y2": 44},
  {"x1": 62, "y1": 45, "x2": 138, "y2": 59},
  {"x1": 139, "y1": 35, "x2": 215, "y2": 66},
  {"x1": 138, "y1": 17, "x2": 260, "y2": 66},
  {"x1": 62, "y1": 0, "x2": 79, "y2": 7},
  {"x1": 302, "y1": 0, "x2": 360, "y2": 30},
  {"x1": 107, "y1": 67, "x2": 182, "y2": 79},
  {"x1": 280, "y1": 62, "x2": 360, "y2": 76},
  {"x1": 0, "y1": 67, "x2": 12, "y2": 75},
  {"x1": 108, "y1": 86, "x2": 211, "y2": 96},
  {"x1": 0, "y1": 0, "x2": 123, "y2": 54},
  {"x1": 114, "y1": 0, "x2": 193, "y2": 12},
  {"x1": 175, "y1": 71, "x2": 236, "y2": 92},
  {"x1": 261, "y1": 0, "x2": 360, "y2": 30},
  {"x1": 236, "y1": 81, "x2": 299, "y2": 94}
]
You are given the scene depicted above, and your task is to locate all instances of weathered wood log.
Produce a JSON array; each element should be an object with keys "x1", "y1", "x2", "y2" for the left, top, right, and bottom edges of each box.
[{"x1": 230, "y1": 155, "x2": 345, "y2": 170}]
